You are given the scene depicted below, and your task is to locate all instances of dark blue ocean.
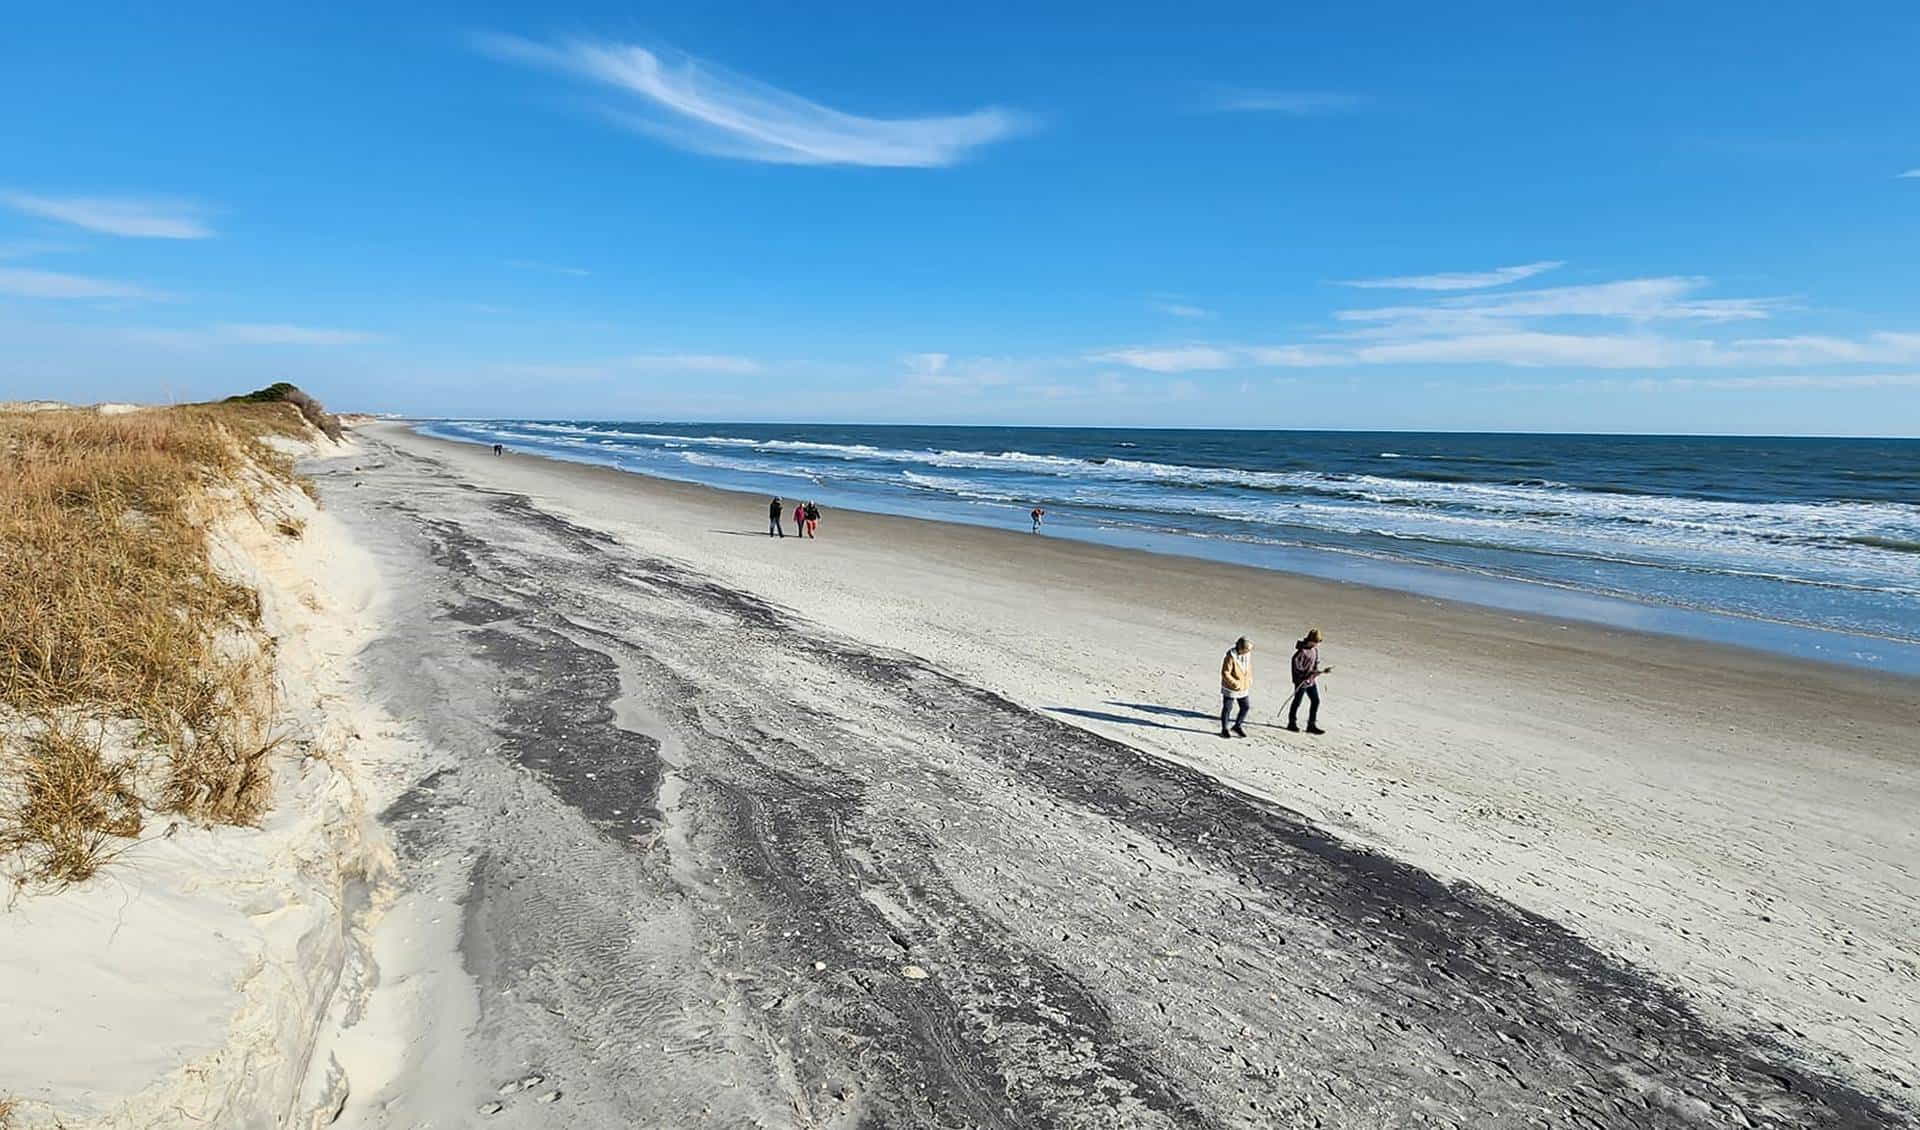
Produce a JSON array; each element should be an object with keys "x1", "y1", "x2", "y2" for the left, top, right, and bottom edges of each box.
[{"x1": 421, "y1": 420, "x2": 1920, "y2": 674}]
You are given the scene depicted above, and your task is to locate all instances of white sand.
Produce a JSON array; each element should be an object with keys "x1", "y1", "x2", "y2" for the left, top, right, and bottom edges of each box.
[{"x1": 385, "y1": 423, "x2": 1920, "y2": 1105}]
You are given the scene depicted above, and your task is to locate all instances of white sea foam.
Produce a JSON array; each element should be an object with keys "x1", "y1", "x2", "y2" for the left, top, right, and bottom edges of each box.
[{"x1": 424, "y1": 421, "x2": 1920, "y2": 610}]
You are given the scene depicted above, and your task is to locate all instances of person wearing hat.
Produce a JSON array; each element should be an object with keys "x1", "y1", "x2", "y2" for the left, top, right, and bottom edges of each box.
[
  {"x1": 1219, "y1": 637, "x2": 1254, "y2": 738},
  {"x1": 1288, "y1": 629, "x2": 1331, "y2": 734}
]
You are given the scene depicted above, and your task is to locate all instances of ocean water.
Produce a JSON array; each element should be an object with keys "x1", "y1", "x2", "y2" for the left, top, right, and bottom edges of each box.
[{"x1": 420, "y1": 420, "x2": 1920, "y2": 674}]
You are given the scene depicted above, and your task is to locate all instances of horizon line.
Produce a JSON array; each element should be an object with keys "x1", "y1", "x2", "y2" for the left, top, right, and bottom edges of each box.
[{"x1": 389, "y1": 415, "x2": 1918, "y2": 441}]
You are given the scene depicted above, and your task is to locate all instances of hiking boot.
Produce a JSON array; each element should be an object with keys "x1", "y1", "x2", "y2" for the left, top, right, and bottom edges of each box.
[
  {"x1": 1231, "y1": 726, "x2": 1247, "y2": 738},
  {"x1": 1218, "y1": 728, "x2": 1232, "y2": 739},
  {"x1": 1285, "y1": 722, "x2": 1301, "y2": 732},
  {"x1": 1306, "y1": 725, "x2": 1326, "y2": 735}
]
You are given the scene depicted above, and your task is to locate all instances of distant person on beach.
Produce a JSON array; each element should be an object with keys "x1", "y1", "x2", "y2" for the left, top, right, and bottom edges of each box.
[
  {"x1": 768, "y1": 496, "x2": 785, "y2": 537},
  {"x1": 803, "y1": 501, "x2": 820, "y2": 538},
  {"x1": 793, "y1": 501, "x2": 806, "y2": 538},
  {"x1": 1030, "y1": 507, "x2": 1046, "y2": 533},
  {"x1": 1288, "y1": 629, "x2": 1332, "y2": 734},
  {"x1": 1219, "y1": 637, "x2": 1253, "y2": 739},
  {"x1": 491, "y1": 443, "x2": 504, "y2": 456}
]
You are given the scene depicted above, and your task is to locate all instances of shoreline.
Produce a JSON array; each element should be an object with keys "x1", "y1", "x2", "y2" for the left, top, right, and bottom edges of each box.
[
  {"x1": 414, "y1": 419, "x2": 1920, "y2": 678},
  {"x1": 359, "y1": 419, "x2": 1919, "y2": 1110},
  {"x1": 407, "y1": 421, "x2": 1920, "y2": 696}
]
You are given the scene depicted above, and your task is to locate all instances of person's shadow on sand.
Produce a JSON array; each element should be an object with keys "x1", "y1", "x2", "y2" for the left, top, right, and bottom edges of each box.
[{"x1": 1047, "y1": 700, "x2": 1283, "y2": 735}]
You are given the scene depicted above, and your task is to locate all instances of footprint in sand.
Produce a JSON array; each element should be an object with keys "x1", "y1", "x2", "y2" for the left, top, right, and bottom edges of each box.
[{"x1": 487, "y1": 1072, "x2": 553, "y2": 1112}]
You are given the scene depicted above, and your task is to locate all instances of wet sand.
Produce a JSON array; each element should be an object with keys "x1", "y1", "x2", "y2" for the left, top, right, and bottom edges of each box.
[{"x1": 317, "y1": 423, "x2": 1919, "y2": 1127}]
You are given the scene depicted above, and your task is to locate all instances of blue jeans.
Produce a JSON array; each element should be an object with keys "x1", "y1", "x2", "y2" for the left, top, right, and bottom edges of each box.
[
  {"x1": 1220, "y1": 693, "x2": 1250, "y2": 731},
  {"x1": 1288, "y1": 683, "x2": 1320, "y2": 727}
]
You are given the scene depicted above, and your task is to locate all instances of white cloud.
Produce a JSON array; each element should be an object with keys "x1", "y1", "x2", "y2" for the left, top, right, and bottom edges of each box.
[
  {"x1": 1093, "y1": 334, "x2": 1709, "y2": 371},
  {"x1": 0, "y1": 267, "x2": 160, "y2": 299},
  {"x1": 1724, "y1": 333, "x2": 1920, "y2": 365},
  {"x1": 1491, "y1": 372, "x2": 1920, "y2": 394},
  {"x1": 1094, "y1": 329, "x2": 1920, "y2": 374},
  {"x1": 1, "y1": 193, "x2": 212, "y2": 239},
  {"x1": 900, "y1": 351, "x2": 1036, "y2": 393},
  {"x1": 1346, "y1": 331, "x2": 1714, "y2": 369},
  {"x1": 1218, "y1": 90, "x2": 1367, "y2": 116},
  {"x1": 0, "y1": 239, "x2": 73, "y2": 261},
  {"x1": 1244, "y1": 344, "x2": 1356, "y2": 367},
  {"x1": 902, "y1": 352, "x2": 951, "y2": 379},
  {"x1": 127, "y1": 323, "x2": 383, "y2": 347},
  {"x1": 507, "y1": 259, "x2": 590, "y2": 277},
  {"x1": 1085, "y1": 345, "x2": 1237, "y2": 372},
  {"x1": 1338, "y1": 261, "x2": 1563, "y2": 291},
  {"x1": 1668, "y1": 372, "x2": 1920, "y2": 390},
  {"x1": 1898, "y1": 169, "x2": 1920, "y2": 179},
  {"x1": 1149, "y1": 300, "x2": 1214, "y2": 319},
  {"x1": 481, "y1": 35, "x2": 1028, "y2": 167},
  {"x1": 1335, "y1": 277, "x2": 1783, "y2": 338}
]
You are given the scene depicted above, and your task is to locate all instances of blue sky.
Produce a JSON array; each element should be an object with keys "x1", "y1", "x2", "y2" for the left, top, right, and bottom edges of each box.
[{"x1": 3, "y1": 1, "x2": 1917, "y2": 434}]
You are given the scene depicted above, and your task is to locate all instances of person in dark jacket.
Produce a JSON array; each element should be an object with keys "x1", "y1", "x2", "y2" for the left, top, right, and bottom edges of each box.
[
  {"x1": 768, "y1": 497, "x2": 785, "y2": 537},
  {"x1": 1288, "y1": 629, "x2": 1331, "y2": 733}
]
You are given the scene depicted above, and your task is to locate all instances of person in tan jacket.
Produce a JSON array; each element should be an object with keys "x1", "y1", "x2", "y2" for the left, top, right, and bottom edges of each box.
[{"x1": 1219, "y1": 637, "x2": 1253, "y2": 738}]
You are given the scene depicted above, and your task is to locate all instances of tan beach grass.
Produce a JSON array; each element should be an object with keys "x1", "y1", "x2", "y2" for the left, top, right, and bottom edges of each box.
[{"x1": 0, "y1": 403, "x2": 315, "y2": 885}]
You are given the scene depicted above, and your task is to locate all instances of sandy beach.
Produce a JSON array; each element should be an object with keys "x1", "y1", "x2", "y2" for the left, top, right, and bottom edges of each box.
[{"x1": 268, "y1": 420, "x2": 1913, "y2": 1128}]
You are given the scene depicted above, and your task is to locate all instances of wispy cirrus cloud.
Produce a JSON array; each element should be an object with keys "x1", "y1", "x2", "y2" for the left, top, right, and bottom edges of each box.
[
  {"x1": 126, "y1": 323, "x2": 383, "y2": 347},
  {"x1": 1094, "y1": 331, "x2": 1920, "y2": 373},
  {"x1": 1, "y1": 192, "x2": 212, "y2": 239},
  {"x1": 1217, "y1": 90, "x2": 1368, "y2": 116},
  {"x1": 479, "y1": 35, "x2": 1029, "y2": 167},
  {"x1": 1898, "y1": 169, "x2": 1920, "y2": 179},
  {"x1": 1334, "y1": 277, "x2": 1785, "y2": 337},
  {"x1": 1713, "y1": 333, "x2": 1920, "y2": 365},
  {"x1": 1648, "y1": 372, "x2": 1920, "y2": 390},
  {"x1": 1338, "y1": 261, "x2": 1564, "y2": 291},
  {"x1": 1485, "y1": 372, "x2": 1920, "y2": 394},
  {"x1": 0, "y1": 266, "x2": 162, "y2": 300},
  {"x1": 0, "y1": 239, "x2": 75, "y2": 261},
  {"x1": 1086, "y1": 345, "x2": 1238, "y2": 373},
  {"x1": 1090, "y1": 269, "x2": 1920, "y2": 373},
  {"x1": 1148, "y1": 299, "x2": 1214, "y2": 319}
]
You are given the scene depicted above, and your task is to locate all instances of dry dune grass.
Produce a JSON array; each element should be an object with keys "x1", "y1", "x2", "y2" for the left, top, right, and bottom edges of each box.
[{"x1": 0, "y1": 402, "x2": 319, "y2": 886}]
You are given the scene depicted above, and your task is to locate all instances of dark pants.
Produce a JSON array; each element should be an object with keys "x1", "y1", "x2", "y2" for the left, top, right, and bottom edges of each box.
[
  {"x1": 1288, "y1": 683, "x2": 1320, "y2": 727},
  {"x1": 1220, "y1": 693, "x2": 1250, "y2": 731},
  {"x1": 769, "y1": 518, "x2": 784, "y2": 537}
]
